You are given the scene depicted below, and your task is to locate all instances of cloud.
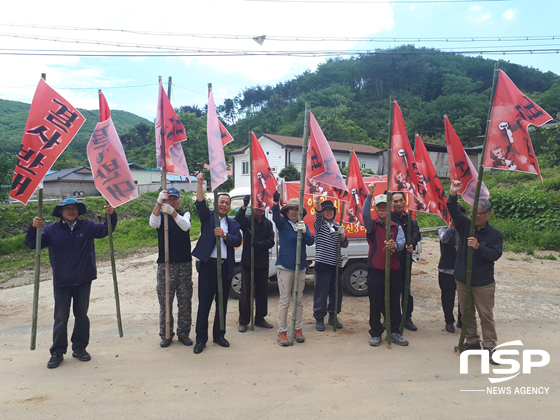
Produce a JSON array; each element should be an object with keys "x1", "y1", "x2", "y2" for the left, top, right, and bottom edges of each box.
[
  {"x1": 503, "y1": 9, "x2": 517, "y2": 20},
  {"x1": 467, "y1": 5, "x2": 491, "y2": 22}
]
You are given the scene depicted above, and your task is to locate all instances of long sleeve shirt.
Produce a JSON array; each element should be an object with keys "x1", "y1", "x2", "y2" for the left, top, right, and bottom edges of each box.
[
  {"x1": 272, "y1": 203, "x2": 314, "y2": 271},
  {"x1": 314, "y1": 208, "x2": 348, "y2": 271}
]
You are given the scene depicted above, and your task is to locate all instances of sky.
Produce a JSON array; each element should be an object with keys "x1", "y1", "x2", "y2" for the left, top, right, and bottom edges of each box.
[{"x1": 1, "y1": 0, "x2": 559, "y2": 121}]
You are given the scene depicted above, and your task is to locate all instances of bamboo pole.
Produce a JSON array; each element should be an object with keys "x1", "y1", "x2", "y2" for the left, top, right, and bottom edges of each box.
[
  {"x1": 209, "y1": 83, "x2": 225, "y2": 331},
  {"x1": 160, "y1": 76, "x2": 171, "y2": 340},
  {"x1": 289, "y1": 103, "x2": 310, "y2": 346},
  {"x1": 333, "y1": 201, "x2": 345, "y2": 332},
  {"x1": 385, "y1": 98, "x2": 393, "y2": 349},
  {"x1": 30, "y1": 73, "x2": 47, "y2": 351},
  {"x1": 99, "y1": 89, "x2": 123, "y2": 337},
  {"x1": 457, "y1": 62, "x2": 500, "y2": 354},
  {"x1": 399, "y1": 209, "x2": 412, "y2": 335},
  {"x1": 250, "y1": 130, "x2": 255, "y2": 331}
]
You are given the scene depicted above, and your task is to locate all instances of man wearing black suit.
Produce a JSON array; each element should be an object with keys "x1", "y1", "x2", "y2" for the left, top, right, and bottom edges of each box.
[{"x1": 192, "y1": 173, "x2": 242, "y2": 354}]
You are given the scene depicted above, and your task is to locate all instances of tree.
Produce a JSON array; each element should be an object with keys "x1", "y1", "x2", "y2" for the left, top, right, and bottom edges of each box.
[
  {"x1": 0, "y1": 152, "x2": 17, "y2": 201},
  {"x1": 279, "y1": 164, "x2": 300, "y2": 181}
]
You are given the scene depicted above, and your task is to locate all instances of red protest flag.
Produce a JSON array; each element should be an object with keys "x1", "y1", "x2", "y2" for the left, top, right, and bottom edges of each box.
[
  {"x1": 87, "y1": 93, "x2": 139, "y2": 208},
  {"x1": 220, "y1": 120, "x2": 234, "y2": 147},
  {"x1": 342, "y1": 151, "x2": 367, "y2": 226},
  {"x1": 414, "y1": 135, "x2": 450, "y2": 224},
  {"x1": 251, "y1": 132, "x2": 278, "y2": 209},
  {"x1": 444, "y1": 116, "x2": 489, "y2": 205},
  {"x1": 305, "y1": 111, "x2": 348, "y2": 195},
  {"x1": 484, "y1": 70, "x2": 552, "y2": 180},
  {"x1": 207, "y1": 88, "x2": 229, "y2": 190},
  {"x1": 10, "y1": 78, "x2": 86, "y2": 204},
  {"x1": 155, "y1": 77, "x2": 190, "y2": 179},
  {"x1": 389, "y1": 101, "x2": 428, "y2": 211},
  {"x1": 99, "y1": 91, "x2": 111, "y2": 122}
]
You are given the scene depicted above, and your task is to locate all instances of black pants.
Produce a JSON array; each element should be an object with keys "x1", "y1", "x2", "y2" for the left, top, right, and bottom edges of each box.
[
  {"x1": 368, "y1": 269, "x2": 401, "y2": 337},
  {"x1": 195, "y1": 260, "x2": 231, "y2": 345},
  {"x1": 438, "y1": 271, "x2": 462, "y2": 325},
  {"x1": 239, "y1": 265, "x2": 269, "y2": 326},
  {"x1": 313, "y1": 268, "x2": 343, "y2": 320},
  {"x1": 51, "y1": 282, "x2": 92, "y2": 355},
  {"x1": 399, "y1": 260, "x2": 414, "y2": 318}
]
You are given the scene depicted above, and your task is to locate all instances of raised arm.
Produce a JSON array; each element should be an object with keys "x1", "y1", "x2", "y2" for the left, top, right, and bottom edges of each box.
[{"x1": 362, "y1": 182, "x2": 376, "y2": 233}]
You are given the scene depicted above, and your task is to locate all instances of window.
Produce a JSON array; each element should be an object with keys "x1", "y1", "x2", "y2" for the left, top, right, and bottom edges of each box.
[
  {"x1": 242, "y1": 161, "x2": 249, "y2": 175},
  {"x1": 336, "y1": 160, "x2": 346, "y2": 168},
  {"x1": 361, "y1": 162, "x2": 366, "y2": 169}
]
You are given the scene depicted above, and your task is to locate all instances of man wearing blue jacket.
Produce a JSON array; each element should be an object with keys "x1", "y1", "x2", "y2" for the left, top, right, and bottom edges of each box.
[
  {"x1": 191, "y1": 173, "x2": 242, "y2": 354},
  {"x1": 25, "y1": 197, "x2": 117, "y2": 369},
  {"x1": 448, "y1": 180, "x2": 503, "y2": 365},
  {"x1": 272, "y1": 191, "x2": 314, "y2": 346}
]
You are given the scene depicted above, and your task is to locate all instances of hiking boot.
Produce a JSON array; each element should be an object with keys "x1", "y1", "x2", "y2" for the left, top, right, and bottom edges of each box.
[
  {"x1": 72, "y1": 347, "x2": 91, "y2": 362},
  {"x1": 315, "y1": 318, "x2": 325, "y2": 332},
  {"x1": 485, "y1": 347, "x2": 501, "y2": 366},
  {"x1": 278, "y1": 332, "x2": 289, "y2": 347},
  {"x1": 390, "y1": 332, "x2": 409, "y2": 346},
  {"x1": 47, "y1": 352, "x2": 64, "y2": 369},
  {"x1": 328, "y1": 314, "x2": 343, "y2": 329},
  {"x1": 160, "y1": 338, "x2": 172, "y2": 348},
  {"x1": 178, "y1": 336, "x2": 193, "y2": 346},
  {"x1": 404, "y1": 317, "x2": 417, "y2": 331},
  {"x1": 295, "y1": 329, "x2": 305, "y2": 343},
  {"x1": 369, "y1": 336, "x2": 382, "y2": 347}
]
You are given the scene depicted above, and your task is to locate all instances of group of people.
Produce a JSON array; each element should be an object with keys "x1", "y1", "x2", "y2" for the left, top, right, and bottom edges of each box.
[{"x1": 26, "y1": 176, "x2": 503, "y2": 368}]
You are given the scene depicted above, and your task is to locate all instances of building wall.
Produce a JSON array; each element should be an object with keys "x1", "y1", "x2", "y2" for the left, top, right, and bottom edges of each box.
[
  {"x1": 130, "y1": 169, "x2": 161, "y2": 184},
  {"x1": 232, "y1": 137, "x2": 285, "y2": 189},
  {"x1": 43, "y1": 182, "x2": 100, "y2": 198}
]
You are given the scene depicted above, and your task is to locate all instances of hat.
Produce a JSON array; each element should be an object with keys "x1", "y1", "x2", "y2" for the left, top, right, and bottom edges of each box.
[
  {"x1": 280, "y1": 198, "x2": 307, "y2": 218},
  {"x1": 167, "y1": 188, "x2": 181, "y2": 198},
  {"x1": 321, "y1": 200, "x2": 337, "y2": 216},
  {"x1": 373, "y1": 194, "x2": 388, "y2": 206},
  {"x1": 52, "y1": 197, "x2": 87, "y2": 218}
]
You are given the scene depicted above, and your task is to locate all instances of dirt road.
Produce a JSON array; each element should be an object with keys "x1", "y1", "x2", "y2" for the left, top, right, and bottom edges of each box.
[{"x1": 1, "y1": 239, "x2": 559, "y2": 419}]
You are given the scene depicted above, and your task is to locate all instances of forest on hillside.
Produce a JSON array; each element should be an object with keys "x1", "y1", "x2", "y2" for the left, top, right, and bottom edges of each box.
[{"x1": 2, "y1": 46, "x2": 559, "y2": 173}]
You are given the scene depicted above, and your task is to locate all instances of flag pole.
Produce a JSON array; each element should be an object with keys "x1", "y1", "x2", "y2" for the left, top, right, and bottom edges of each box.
[
  {"x1": 160, "y1": 76, "x2": 171, "y2": 340},
  {"x1": 289, "y1": 102, "x2": 310, "y2": 346},
  {"x1": 333, "y1": 200, "x2": 345, "y2": 332},
  {"x1": 30, "y1": 72, "x2": 47, "y2": 350},
  {"x1": 99, "y1": 89, "x2": 123, "y2": 337},
  {"x1": 457, "y1": 62, "x2": 500, "y2": 354},
  {"x1": 249, "y1": 130, "x2": 255, "y2": 331},
  {"x1": 385, "y1": 97, "x2": 394, "y2": 349},
  {"x1": 209, "y1": 83, "x2": 225, "y2": 331}
]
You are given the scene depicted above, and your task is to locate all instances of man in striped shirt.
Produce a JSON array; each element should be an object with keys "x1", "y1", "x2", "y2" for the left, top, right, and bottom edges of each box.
[{"x1": 313, "y1": 196, "x2": 348, "y2": 331}]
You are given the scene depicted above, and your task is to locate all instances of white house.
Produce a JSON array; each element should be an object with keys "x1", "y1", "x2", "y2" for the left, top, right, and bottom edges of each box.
[{"x1": 229, "y1": 133, "x2": 382, "y2": 189}]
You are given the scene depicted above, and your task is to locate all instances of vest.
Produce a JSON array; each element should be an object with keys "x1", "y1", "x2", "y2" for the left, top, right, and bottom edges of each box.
[
  {"x1": 156, "y1": 210, "x2": 192, "y2": 264},
  {"x1": 367, "y1": 219, "x2": 400, "y2": 270}
]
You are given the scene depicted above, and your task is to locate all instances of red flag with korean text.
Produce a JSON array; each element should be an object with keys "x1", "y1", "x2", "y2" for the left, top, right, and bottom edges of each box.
[
  {"x1": 155, "y1": 77, "x2": 190, "y2": 179},
  {"x1": 305, "y1": 111, "x2": 348, "y2": 197},
  {"x1": 414, "y1": 135, "x2": 450, "y2": 224},
  {"x1": 389, "y1": 102, "x2": 429, "y2": 211},
  {"x1": 251, "y1": 132, "x2": 278, "y2": 209},
  {"x1": 10, "y1": 78, "x2": 85, "y2": 204},
  {"x1": 87, "y1": 92, "x2": 139, "y2": 208},
  {"x1": 445, "y1": 116, "x2": 489, "y2": 204},
  {"x1": 483, "y1": 70, "x2": 551, "y2": 181},
  {"x1": 342, "y1": 151, "x2": 367, "y2": 226},
  {"x1": 207, "y1": 88, "x2": 229, "y2": 190},
  {"x1": 220, "y1": 120, "x2": 234, "y2": 147}
]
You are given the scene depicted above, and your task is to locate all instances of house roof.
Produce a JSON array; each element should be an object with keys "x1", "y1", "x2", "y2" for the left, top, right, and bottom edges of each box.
[
  {"x1": 43, "y1": 166, "x2": 94, "y2": 183},
  {"x1": 229, "y1": 133, "x2": 383, "y2": 156}
]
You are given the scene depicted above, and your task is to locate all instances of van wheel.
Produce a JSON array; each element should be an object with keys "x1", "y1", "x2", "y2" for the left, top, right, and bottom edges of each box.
[
  {"x1": 343, "y1": 262, "x2": 368, "y2": 297},
  {"x1": 229, "y1": 266, "x2": 242, "y2": 300}
]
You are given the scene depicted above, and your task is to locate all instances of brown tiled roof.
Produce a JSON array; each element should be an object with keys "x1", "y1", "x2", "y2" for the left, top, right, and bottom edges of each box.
[{"x1": 229, "y1": 133, "x2": 382, "y2": 156}]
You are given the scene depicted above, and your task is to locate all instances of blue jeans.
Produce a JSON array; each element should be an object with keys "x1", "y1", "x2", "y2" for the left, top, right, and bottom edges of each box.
[
  {"x1": 313, "y1": 268, "x2": 343, "y2": 320},
  {"x1": 51, "y1": 282, "x2": 92, "y2": 355}
]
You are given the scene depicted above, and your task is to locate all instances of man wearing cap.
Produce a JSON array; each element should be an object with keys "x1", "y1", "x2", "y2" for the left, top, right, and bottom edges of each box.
[
  {"x1": 313, "y1": 195, "x2": 348, "y2": 331},
  {"x1": 362, "y1": 183, "x2": 408, "y2": 347},
  {"x1": 272, "y1": 191, "x2": 314, "y2": 346},
  {"x1": 390, "y1": 191, "x2": 422, "y2": 332},
  {"x1": 191, "y1": 173, "x2": 242, "y2": 354},
  {"x1": 25, "y1": 197, "x2": 117, "y2": 369},
  {"x1": 234, "y1": 195, "x2": 275, "y2": 333},
  {"x1": 149, "y1": 188, "x2": 193, "y2": 348},
  {"x1": 448, "y1": 180, "x2": 503, "y2": 364}
]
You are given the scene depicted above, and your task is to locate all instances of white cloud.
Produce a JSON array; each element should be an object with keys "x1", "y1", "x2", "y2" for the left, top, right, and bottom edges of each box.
[
  {"x1": 468, "y1": 5, "x2": 481, "y2": 12},
  {"x1": 467, "y1": 5, "x2": 491, "y2": 22},
  {"x1": 503, "y1": 9, "x2": 518, "y2": 20}
]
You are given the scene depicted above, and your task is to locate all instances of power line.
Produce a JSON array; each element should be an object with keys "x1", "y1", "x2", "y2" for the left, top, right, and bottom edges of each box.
[{"x1": 244, "y1": 0, "x2": 511, "y2": 3}]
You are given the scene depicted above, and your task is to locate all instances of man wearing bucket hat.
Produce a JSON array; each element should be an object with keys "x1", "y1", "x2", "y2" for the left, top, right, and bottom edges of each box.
[
  {"x1": 234, "y1": 195, "x2": 275, "y2": 332},
  {"x1": 25, "y1": 197, "x2": 117, "y2": 368},
  {"x1": 313, "y1": 195, "x2": 348, "y2": 331},
  {"x1": 149, "y1": 188, "x2": 194, "y2": 348},
  {"x1": 272, "y1": 191, "x2": 314, "y2": 346},
  {"x1": 362, "y1": 183, "x2": 408, "y2": 347}
]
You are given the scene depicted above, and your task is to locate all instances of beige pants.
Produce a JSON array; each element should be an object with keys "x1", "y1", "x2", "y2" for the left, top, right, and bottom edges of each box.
[
  {"x1": 456, "y1": 280, "x2": 497, "y2": 348},
  {"x1": 277, "y1": 267, "x2": 306, "y2": 333}
]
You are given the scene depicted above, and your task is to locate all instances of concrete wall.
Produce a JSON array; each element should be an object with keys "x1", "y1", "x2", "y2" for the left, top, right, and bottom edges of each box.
[
  {"x1": 137, "y1": 181, "x2": 196, "y2": 195},
  {"x1": 43, "y1": 182, "x2": 100, "y2": 198}
]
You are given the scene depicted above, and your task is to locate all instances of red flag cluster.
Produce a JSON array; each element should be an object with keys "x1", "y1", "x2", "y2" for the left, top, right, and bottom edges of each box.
[{"x1": 251, "y1": 132, "x2": 278, "y2": 210}]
